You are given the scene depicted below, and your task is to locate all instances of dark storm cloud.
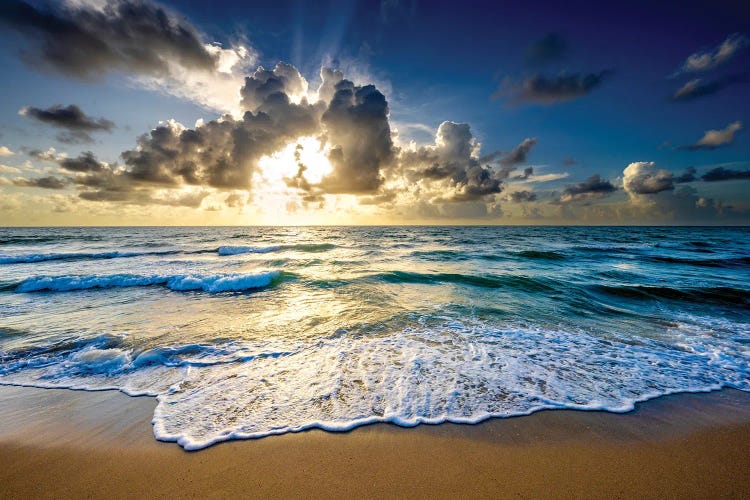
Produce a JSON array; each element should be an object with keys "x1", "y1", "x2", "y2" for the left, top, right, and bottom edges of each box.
[
  {"x1": 499, "y1": 138, "x2": 537, "y2": 167},
  {"x1": 20, "y1": 104, "x2": 114, "y2": 143},
  {"x1": 12, "y1": 176, "x2": 68, "y2": 189},
  {"x1": 560, "y1": 175, "x2": 616, "y2": 203},
  {"x1": 498, "y1": 71, "x2": 612, "y2": 105},
  {"x1": 672, "y1": 74, "x2": 747, "y2": 101},
  {"x1": 701, "y1": 167, "x2": 750, "y2": 182},
  {"x1": 0, "y1": 0, "x2": 217, "y2": 80},
  {"x1": 318, "y1": 80, "x2": 394, "y2": 194},
  {"x1": 525, "y1": 33, "x2": 567, "y2": 66}
]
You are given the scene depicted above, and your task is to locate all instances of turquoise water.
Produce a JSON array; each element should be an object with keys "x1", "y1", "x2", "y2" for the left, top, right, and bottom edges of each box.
[{"x1": 0, "y1": 226, "x2": 748, "y2": 449}]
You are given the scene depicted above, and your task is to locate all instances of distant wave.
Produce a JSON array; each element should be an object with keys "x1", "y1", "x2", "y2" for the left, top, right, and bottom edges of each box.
[
  {"x1": 217, "y1": 245, "x2": 281, "y2": 255},
  {"x1": 369, "y1": 271, "x2": 555, "y2": 292},
  {"x1": 644, "y1": 255, "x2": 750, "y2": 268},
  {"x1": 0, "y1": 242, "x2": 338, "y2": 264},
  {"x1": 14, "y1": 271, "x2": 282, "y2": 293},
  {"x1": 512, "y1": 250, "x2": 566, "y2": 261},
  {"x1": 590, "y1": 284, "x2": 750, "y2": 306},
  {"x1": 0, "y1": 249, "x2": 195, "y2": 264},
  {"x1": 409, "y1": 249, "x2": 565, "y2": 262},
  {"x1": 217, "y1": 243, "x2": 335, "y2": 256}
]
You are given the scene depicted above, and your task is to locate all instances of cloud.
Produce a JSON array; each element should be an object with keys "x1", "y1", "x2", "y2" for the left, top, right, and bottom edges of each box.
[
  {"x1": 318, "y1": 80, "x2": 394, "y2": 194},
  {"x1": 506, "y1": 190, "x2": 537, "y2": 202},
  {"x1": 43, "y1": 64, "x2": 403, "y2": 207},
  {"x1": 672, "y1": 74, "x2": 747, "y2": 101},
  {"x1": 623, "y1": 162, "x2": 695, "y2": 196},
  {"x1": 675, "y1": 33, "x2": 749, "y2": 75},
  {"x1": 683, "y1": 121, "x2": 742, "y2": 150},
  {"x1": 560, "y1": 174, "x2": 616, "y2": 203},
  {"x1": 499, "y1": 137, "x2": 538, "y2": 166},
  {"x1": 399, "y1": 121, "x2": 503, "y2": 202},
  {"x1": 0, "y1": 164, "x2": 22, "y2": 174},
  {"x1": 701, "y1": 167, "x2": 750, "y2": 182},
  {"x1": 525, "y1": 33, "x2": 567, "y2": 66},
  {"x1": 0, "y1": 0, "x2": 254, "y2": 113},
  {"x1": 19, "y1": 104, "x2": 114, "y2": 143},
  {"x1": 496, "y1": 71, "x2": 612, "y2": 105},
  {"x1": 59, "y1": 151, "x2": 107, "y2": 172},
  {"x1": 240, "y1": 62, "x2": 309, "y2": 112},
  {"x1": 12, "y1": 176, "x2": 69, "y2": 189},
  {"x1": 0, "y1": 146, "x2": 14, "y2": 157},
  {"x1": 562, "y1": 157, "x2": 577, "y2": 166}
]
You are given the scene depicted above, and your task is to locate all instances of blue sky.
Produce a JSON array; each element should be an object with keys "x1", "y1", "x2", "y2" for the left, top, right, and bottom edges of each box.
[{"x1": 0, "y1": 0, "x2": 748, "y2": 225}]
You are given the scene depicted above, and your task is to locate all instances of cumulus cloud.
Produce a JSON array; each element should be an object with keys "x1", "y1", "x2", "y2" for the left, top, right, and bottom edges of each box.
[
  {"x1": 701, "y1": 166, "x2": 750, "y2": 182},
  {"x1": 399, "y1": 121, "x2": 503, "y2": 202},
  {"x1": 0, "y1": 0, "x2": 254, "y2": 113},
  {"x1": 684, "y1": 121, "x2": 742, "y2": 150},
  {"x1": 525, "y1": 33, "x2": 567, "y2": 66},
  {"x1": 19, "y1": 104, "x2": 114, "y2": 143},
  {"x1": 672, "y1": 74, "x2": 747, "y2": 101},
  {"x1": 623, "y1": 162, "x2": 695, "y2": 196},
  {"x1": 318, "y1": 80, "x2": 394, "y2": 194},
  {"x1": 496, "y1": 71, "x2": 611, "y2": 105},
  {"x1": 560, "y1": 175, "x2": 616, "y2": 203},
  {"x1": 31, "y1": 64, "x2": 404, "y2": 208},
  {"x1": 0, "y1": 146, "x2": 14, "y2": 157},
  {"x1": 675, "y1": 33, "x2": 749, "y2": 75}
]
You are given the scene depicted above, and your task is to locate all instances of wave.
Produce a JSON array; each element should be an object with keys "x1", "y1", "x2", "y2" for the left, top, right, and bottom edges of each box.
[
  {"x1": 645, "y1": 255, "x2": 750, "y2": 268},
  {"x1": 590, "y1": 284, "x2": 750, "y2": 306},
  {"x1": 14, "y1": 271, "x2": 282, "y2": 293},
  {"x1": 1, "y1": 242, "x2": 338, "y2": 264},
  {"x1": 512, "y1": 250, "x2": 566, "y2": 261},
  {"x1": 217, "y1": 245, "x2": 281, "y2": 255},
  {"x1": 1, "y1": 320, "x2": 747, "y2": 450},
  {"x1": 0, "y1": 249, "x2": 188, "y2": 265},
  {"x1": 217, "y1": 243, "x2": 335, "y2": 256},
  {"x1": 370, "y1": 271, "x2": 555, "y2": 292}
]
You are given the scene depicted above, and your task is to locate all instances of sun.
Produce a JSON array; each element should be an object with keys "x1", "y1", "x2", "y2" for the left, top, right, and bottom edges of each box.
[{"x1": 257, "y1": 136, "x2": 333, "y2": 186}]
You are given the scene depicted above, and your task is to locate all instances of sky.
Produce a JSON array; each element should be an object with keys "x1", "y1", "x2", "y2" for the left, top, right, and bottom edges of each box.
[{"x1": 0, "y1": 0, "x2": 748, "y2": 225}]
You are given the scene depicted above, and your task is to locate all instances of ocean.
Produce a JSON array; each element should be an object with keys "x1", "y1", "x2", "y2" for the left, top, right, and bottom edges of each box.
[{"x1": 0, "y1": 226, "x2": 748, "y2": 450}]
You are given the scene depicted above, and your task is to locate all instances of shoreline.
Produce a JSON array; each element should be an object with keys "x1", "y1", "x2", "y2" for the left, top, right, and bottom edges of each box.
[{"x1": 1, "y1": 386, "x2": 750, "y2": 498}]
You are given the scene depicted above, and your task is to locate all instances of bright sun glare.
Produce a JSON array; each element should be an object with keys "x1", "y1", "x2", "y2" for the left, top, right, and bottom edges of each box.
[{"x1": 257, "y1": 136, "x2": 333, "y2": 187}]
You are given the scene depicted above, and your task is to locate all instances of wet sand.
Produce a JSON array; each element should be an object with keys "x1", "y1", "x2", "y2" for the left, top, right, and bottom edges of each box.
[{"x1": 1, "y1": 385, "x2": 749, "y2": 499}]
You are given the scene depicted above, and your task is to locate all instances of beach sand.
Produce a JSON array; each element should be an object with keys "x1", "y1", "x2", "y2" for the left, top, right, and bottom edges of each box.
[{"x1": 1, "y1": 385, "x2": 749, "y2": 499}]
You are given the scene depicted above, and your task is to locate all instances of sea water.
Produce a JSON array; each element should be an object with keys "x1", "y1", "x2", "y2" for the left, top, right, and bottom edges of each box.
[{"x1": 0, "y1": 226, "x2": 748, "y2": 449}]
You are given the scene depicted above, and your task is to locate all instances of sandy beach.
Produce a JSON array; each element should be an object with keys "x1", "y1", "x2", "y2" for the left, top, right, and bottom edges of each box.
[{"x1": 1, "y1": 385, "x2": 749, "y2": 499}]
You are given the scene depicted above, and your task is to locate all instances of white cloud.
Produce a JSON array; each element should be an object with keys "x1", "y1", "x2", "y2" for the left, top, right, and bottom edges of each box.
[
  {"x1": 0, "y1": 146, "x2": 14, "y2": 157},
  {"x1": 676, "y1": 33, "x2": 748, "y2": 74},
  {"x1": 688, "y1": 121, "x2": 742, "y2": 150}
]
